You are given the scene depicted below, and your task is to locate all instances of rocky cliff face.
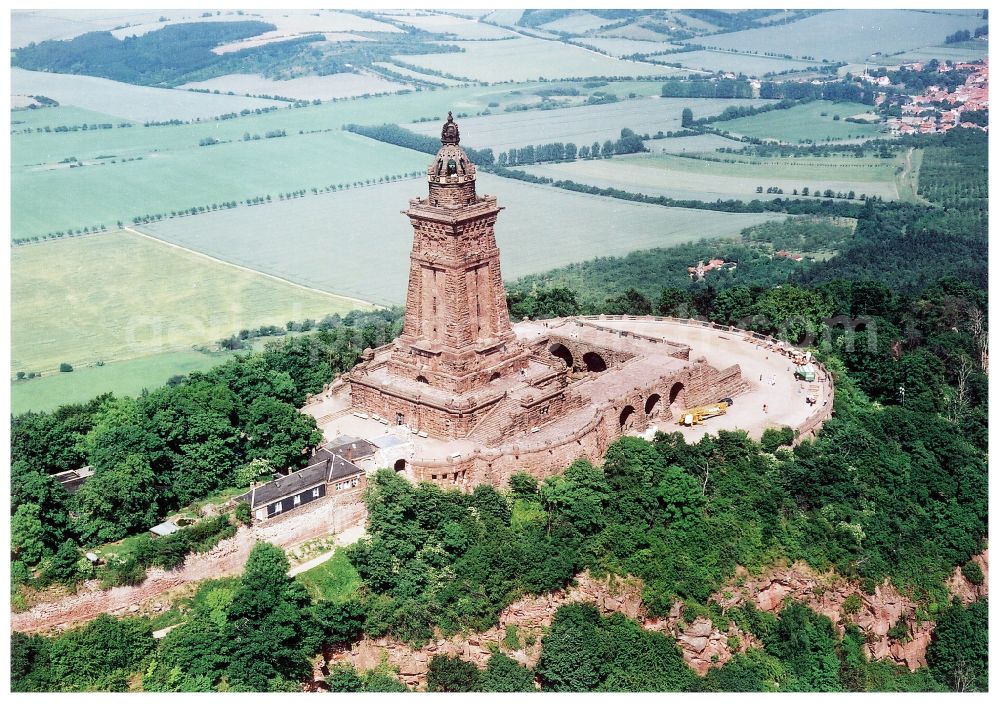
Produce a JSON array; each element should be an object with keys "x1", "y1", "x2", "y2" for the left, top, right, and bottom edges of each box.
[{"x1": 322, "y1": 550, "x2": 989, "y2": 690}]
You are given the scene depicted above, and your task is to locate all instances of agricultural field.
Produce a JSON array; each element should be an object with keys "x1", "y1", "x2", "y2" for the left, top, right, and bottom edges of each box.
[
  {"x1": 379, "y1": 11, "x2": 518, "y2": 39},
  {"x1": 211, "y1": 31, "x2": 374, "y2": 55},
  {"x1": 539, "y1": 12, "x2": 621, "y2": 34},
  {"x1": 578, "y1": 37, "x2": 680, "y2": 57},
  {"x1": 10, "y1": 105, "x2": 128, "y2": 131},
  {"x1": 664, "y1": 50, "x2": 822, "y2": 77},
  {"x1": 11, "y1": 229, "x2": 365, "y2": 375},
  {"x1": 395, "y1": 37, "x2": 689, "y2": 82},
  {"x1": 10, "y1": 8, "x2": 215, "y2": 47},
  {"x1": 687, "y1": 9, "x2": 985, "y2": 63},
  {"x1": 372, "y1": 62, "x2": 467, "y2": 86},
  {"x1": 177, "y1": 72, "x2": 409, "y2": 101},
  {"x1": 893, "y1": 41, "x2": 989, "y2": 64},
  {"x1": 644, "y1": 133, "x2": 743, "y2": 154},
  {"x1": 10, "y1": 81, "x2": 561, "y2": 168},
  {"x1": 406, "y1": 96, "x2": 775, "y2": 152},
  {"x1": 598, "y1": 23, "x2": 672, "y2": 43},
  {"x1": 10, "y1": 349, "x2": 239, "y2": 415},
  {"x1": 520, "y1": 150, "x2": 910, "y2": 203},
  {"x1": 715, "y1": 100, "x2": 885, "y2": 143},
  {"x1": 11, "y1": 68, "x2": 284, "y2": 122},
  {"x1": 11, "y1": 130, "x2": 429, "y2": 239},
  {"x1": 108, "y1": 8, "x2": 402, "y2": 39},
  {"x1": 137, "y1": 173, "x2": 782, "y2": 305}
]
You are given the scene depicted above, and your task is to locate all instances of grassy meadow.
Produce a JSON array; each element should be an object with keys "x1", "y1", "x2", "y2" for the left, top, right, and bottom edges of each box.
[
  {"x1": 716, "y1": 101, "x2": 885, "y2": 143},
  {"x1": 521, "y1": 150, "x2": 911, "y2": 203},
  {"x1": 11, "y1": 229, "x2": 367, "y2": 375},
  {"x1": 296, "y1": 549, "x2": 362, "y2": 602},
  {"x1": 138, "y1": 172, "x2": 782, "y2": 305},
  {"x1": 10, "y1": 349, "x2": 240, "y2": 415}
]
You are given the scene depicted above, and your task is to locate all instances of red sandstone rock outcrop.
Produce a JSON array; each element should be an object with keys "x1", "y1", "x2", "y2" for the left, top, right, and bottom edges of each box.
[
  {"x1": 325, "y1": 552, "x2": 990, "y2": 690},
  {"x1": 323, "y1": 572, "x2": 758, "y2": 689},
  {"x1": 946, "y1": 549, "x2": 988, "y2": 604}
]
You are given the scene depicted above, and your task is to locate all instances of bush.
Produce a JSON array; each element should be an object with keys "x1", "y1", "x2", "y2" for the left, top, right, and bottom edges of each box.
[
  {"x1": 153, "y1": 532, "x2": 191, "y2": 570},
  {"x1": 235, "y1": 502, "x2": 252, "y2": 525},
  {"x1": 58, "y1": 363, "x2": 73, "y2": 373},
  {"x1": 509, "y1": 472, "x2": 539, "y2": 499},
  {"x1": 961, "y1": 561, "x2": 984, "y2": 586},
  {"x1": 760, "y1": 427, "x2": 795, "y2": 453},
  {"x1": 43, "y1": 539, "x2": 81, "y2": 585},
  {"x1": 427, "y1": 655, "x2": 481, "y2": 692},
  {"x1": 842, "y1": 593, "x2": 863, "y2": 616},
  {"x1": 100, "y1": 557, "x2": 147, "y2": 588}
]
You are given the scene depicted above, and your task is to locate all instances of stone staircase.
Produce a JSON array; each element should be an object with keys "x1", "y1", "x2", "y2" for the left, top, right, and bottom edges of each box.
[
  {"x1": 316, "y1": 407, "x2": 354, "y2": 426},
  {"x1": 466, "y1": 395, "x2": 521, "y2": 445}
]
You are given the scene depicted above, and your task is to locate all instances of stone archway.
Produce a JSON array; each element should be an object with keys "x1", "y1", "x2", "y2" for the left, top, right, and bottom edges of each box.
[
  {"x1": 394, "y1": 459, "x2": 407, "y2": 473},
  {"x1": 549, "y1": 343, "x2": 573, "y2": 368},
  {"x1": 668, "y1": 382, "x2": 686, "y2": 414},
  {"x1": 619, "y1": 404, "x2": 636, "y2": 431},
  {"x1": 644, "y1": 393, "x2": 662, "y2": 417},
  {"x1": 583, "y1": 351, "x2": 607, "y2": 373},
  {"x1": 416, "y1": 375, "x2": 429, "y2": 384}
]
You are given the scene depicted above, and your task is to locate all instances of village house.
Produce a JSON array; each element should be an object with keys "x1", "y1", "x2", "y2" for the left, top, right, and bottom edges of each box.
[{"x1": 238, "y1": 450, "x2": 365, "y2": 521}]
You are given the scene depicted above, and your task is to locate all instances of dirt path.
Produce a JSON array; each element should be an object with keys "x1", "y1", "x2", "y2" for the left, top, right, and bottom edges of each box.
[{"x1": 897, "y1": 147, "x2": 925, "y2": 203}]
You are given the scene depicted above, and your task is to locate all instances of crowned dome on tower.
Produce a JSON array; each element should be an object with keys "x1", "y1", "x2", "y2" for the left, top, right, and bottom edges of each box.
[{"x1": 428, "y1": 112, "x2": 476, "y2": 185}]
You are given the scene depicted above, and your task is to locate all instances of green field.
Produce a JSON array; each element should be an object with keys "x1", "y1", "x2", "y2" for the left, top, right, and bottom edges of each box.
[
  {"x1": 9, "y1": 349, "x2": 247, "y2": 415},
  {"x1": 716, "y1": 101, "x2": 885, "y2": 143},
  {"x1": 894, "y1": 41, "x2": 989, "y2": 64},
  {"x1": 521, "y1": 150, "x2": 909, "y2": 203},
  {"x1": 406, "y1": 96, "x2": 775, "y2": 152},
  {"x1": 176, "y1": 72, "x2": 410, "y2": 101},
  {"x1": 296, "y1": 549, "x2": 361, "y2": 602},
  {"x1": 667, "y1": 50, "x2": 822, "y2": 77},
  {"x1": 687, "y1": 9, "x2": 985, "y2": 63},
  {"x1": 579, "y1": 37, "x2": 681, "y2": 57},
  {"x1": 11, "y1": 229, "x2": 368, "y2": 375},
  {"x1": 11, "y1": 68, "x2": 284, "y2": 123},
  {"x1": 138, "y1": 172, "x2": 782, "y2": 305},
  {"x1": 379, "y1": 11, "x2": 517, "y2": 39},
  {"x1": 16, "y1": 80, "x2": 692, "y2": 238},
  {"x1": 397, "y1": 37, "x2": 689, "y2": 82},
  {"x1": 12, "y1": 129, "x2": 430, "y2": 239},
  {"x1": 645, "y1": 133, "x2": 743, "y2": 154}
]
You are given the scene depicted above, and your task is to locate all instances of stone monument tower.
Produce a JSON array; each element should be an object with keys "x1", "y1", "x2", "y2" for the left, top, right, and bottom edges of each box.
[
  {"x1": 386, "y1": 112, "x2": 530, "y2": 393},
  {"x1": 348, "y1": 112, "x2": 537, "y2": 438}
]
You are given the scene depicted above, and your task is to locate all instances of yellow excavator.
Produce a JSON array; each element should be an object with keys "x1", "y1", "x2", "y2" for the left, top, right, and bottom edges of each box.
[{"x1": 676, "y1": 400, "x2": 730, "y2": 426}]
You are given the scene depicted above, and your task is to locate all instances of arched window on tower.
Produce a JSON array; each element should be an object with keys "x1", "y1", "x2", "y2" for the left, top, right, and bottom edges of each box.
[{"x1": 446, "y1": 158, "x2": 457, "y2": 176}]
